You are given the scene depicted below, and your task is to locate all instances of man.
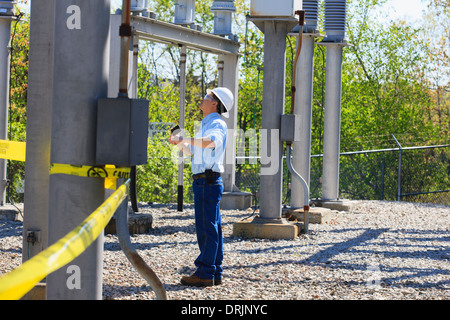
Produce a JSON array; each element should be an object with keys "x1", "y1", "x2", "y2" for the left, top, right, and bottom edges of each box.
[{"x1": 169, "y1": 87, "x2": 234, "y2": 287}]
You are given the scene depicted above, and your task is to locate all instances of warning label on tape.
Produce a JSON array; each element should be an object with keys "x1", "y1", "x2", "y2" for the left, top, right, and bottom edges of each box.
[
  {"x1": 0, "y1": 140, "x2": 26, "y2": 162},
  {"x1": 50, "y1": 163, "x2": 130, "y2": 180}
]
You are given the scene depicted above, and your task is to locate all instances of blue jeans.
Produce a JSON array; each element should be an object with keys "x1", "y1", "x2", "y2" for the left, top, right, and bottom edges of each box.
[{"x1": 192, "y1": 176, "x2": 224, "y2": 281}]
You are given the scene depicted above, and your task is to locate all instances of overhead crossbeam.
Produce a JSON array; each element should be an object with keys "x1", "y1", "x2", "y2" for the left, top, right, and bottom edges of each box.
[{"x1": 131, "y1": 15, "x2": 240, "y2": 56}]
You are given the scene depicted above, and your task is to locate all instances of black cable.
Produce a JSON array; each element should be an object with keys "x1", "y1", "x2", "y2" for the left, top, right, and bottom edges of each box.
[{"x1": 130, "y1": 166, "x2": 139, "y2": 212}]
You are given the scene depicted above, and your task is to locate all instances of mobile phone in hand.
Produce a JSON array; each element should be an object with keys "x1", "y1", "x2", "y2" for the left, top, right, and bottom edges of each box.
[{"x1": 170, "y1": 125, "x2": 180, "y2": 134}]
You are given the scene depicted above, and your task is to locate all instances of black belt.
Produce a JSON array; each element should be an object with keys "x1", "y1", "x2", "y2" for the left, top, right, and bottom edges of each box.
[{"x1": 193, "y1": 171, "x2": 221, "y2": 180}]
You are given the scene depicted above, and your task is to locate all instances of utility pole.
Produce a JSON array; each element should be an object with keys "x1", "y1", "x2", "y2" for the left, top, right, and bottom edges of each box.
[
  {"x1": 178, "y1": 45, "x2": 186, "y2": 212},
  {"x1": 258, "y1": 20, "x2": 289, "y2": 220},
  {"x1": 233, "y1": 7, "x2": 300, "y2": 239},
  {"x1": 46, "y1": 0, "x2": 110, "y2": 300},
  {"x1": 22, "y1": 0, "x2": 55, "y2": 262}
]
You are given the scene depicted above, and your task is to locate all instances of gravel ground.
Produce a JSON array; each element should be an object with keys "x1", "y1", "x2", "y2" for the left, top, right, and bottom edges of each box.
[{"x1": 0, "y1": 200, "x2": 449, "y2": 300}]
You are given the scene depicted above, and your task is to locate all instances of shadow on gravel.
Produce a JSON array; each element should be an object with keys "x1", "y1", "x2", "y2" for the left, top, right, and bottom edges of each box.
[
  {"x1": 228, "y1": 226, "x2": 450, "y2": 290},
  {"x1": 0, "y1": 221, "x2": 22, "y2": 238}
]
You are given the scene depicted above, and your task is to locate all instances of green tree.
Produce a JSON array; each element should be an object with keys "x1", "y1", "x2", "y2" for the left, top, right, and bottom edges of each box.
[
  {"x1": 6, "y1": 0, "x2": 448, "y2": 204},
  {"x1": 420, "y1": 0, "x2": 449, "y2": 144},
  {"x1": 320, "y1": 0, "x2": 449, "y2": 200},
  {"x1": 7, "y1": 9, "x2": 28, "y2": 202},
  {"x1": 134, "y1": 0, "x2": 219, "y2": 202}
]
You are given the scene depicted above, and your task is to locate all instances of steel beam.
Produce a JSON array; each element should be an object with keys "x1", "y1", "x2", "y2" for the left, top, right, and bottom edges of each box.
[{"x1": 131, "y1": 15, "x2": 240, "y2": 56}]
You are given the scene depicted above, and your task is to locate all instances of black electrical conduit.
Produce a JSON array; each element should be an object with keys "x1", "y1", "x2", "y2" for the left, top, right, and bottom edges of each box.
[
  {"x1": 115, "y1": 195, "x2": 167, "y2": 300},
  {"x1": 130, "y1": 166, "x2": 138, "y2": 212}
]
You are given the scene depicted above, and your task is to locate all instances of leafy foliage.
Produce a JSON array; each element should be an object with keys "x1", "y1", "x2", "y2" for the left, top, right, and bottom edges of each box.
[
  {"x1": 6, "y1": 0, "x2": 448, "y2": 204},
  {"x1": 7, "y1": 9, "x2": 28, "y2": 202}
]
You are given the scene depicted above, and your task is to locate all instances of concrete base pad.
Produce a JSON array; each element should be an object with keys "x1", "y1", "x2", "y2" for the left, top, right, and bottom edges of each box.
[
  {"x1": 0, "y1": 204, "x2": 23, "y2": 221},
  {"x1": 232, "y1": 216, "x2": 302, "y2": 240},
  {"x1": 283, "y1": 206, "x2": 334, "y2": 224},
  {"x1": 311, "y1": 199, "x2": 358, "y2": 212},
  {"x1": 220, "y1": 191, "x2": 252, "y2": 210},
  {"x1": 105, "y1": 210, "x2": 153, "y2": 235}
]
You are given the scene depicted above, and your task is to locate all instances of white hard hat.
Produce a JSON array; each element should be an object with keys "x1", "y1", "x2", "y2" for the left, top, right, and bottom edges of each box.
[{"x1": 207, "y1": 87, "x2": 234, "y2": 118}]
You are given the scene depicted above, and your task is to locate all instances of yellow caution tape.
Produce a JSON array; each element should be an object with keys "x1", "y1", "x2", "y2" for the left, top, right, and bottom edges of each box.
[
  {"x1": 0, "y1": 140, "x2": 128, "y2": 190},
  {"x1": 104, "y1": 165, "x2": 117, "y2": 190},
  {"x1": 104, "y1": 178, "x2": 117, "y2": 190},
  {"x1": 0, "y1": 139, "x2": 26, "y2": 162},
  {"x1": 50, "y1": 163, "x2": 130, "y2": 190},
  {"x1": 0, "y1": 180, "x2": 129, "y2": 300},
  {"x1": 50, "y1": 163, "x2": 130, "y2": 179}
]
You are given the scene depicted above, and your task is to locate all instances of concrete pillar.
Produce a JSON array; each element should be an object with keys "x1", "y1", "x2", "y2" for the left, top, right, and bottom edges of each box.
[
  {"x1": 219, "y1": 53, "x2": 253, "y2": 210},
  {"x1": 321, "y1": 43, "x2": 344, "y2": 200},
  {"x1": 291, "y1": 34, "x2": 315, "y2": 208},
  {"x1": 46, "y1": 0, "x2": 110, "y2": 300},
  {"x1": 219, "y1": 53, "x2": 239, "y2": 193},
  {"x1": 0, "y1": 1, "x2": 15, "y2": 205},
  {"x1": 22, "y1": 0, "x2": 55, "y2": 261},
  {"x1": 178, "y1": 45, "x2": 186, "y2": 211},
  {"x1": 232, "y1": 17, "x2": 301, "y2": 239},
  {"x1": 258, "y1": 20, "x2": 288, "y2": 220}
]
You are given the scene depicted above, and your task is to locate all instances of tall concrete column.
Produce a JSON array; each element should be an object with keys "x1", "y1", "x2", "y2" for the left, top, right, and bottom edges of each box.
[
  {"x1": 0, "y1": 1, "x2": 15, "y2": 205},
  {"x1": 22, "y1": 0, "x2": 55, "y2": 261},
  {"x1": 219, "y1": 53, "x2": 239, "y2": 193},
  {"x1": 178, "y1": 45, "x2": 186, "y2": 211},
  {"x1": 220, "y1": 52, "x2": 252, "y2": 210},
  {"x1": 313, "y1": 0, "x2": 355, "y2": 212},
  {"x1": 321, "y1": 43, "x2": 344, "y2": 200},
  {"x1": 233, "y1": 19, "x2": 300, "y2": 239},
  {"x1": 291, "y1": 34, "x2": 315, "y2": 208},
  {"x1": 46, "y1": 0, "x2": 110, "y2": 300},
  {"x1": 258, "y1": 20, "x2": 288, "y2": 220}
]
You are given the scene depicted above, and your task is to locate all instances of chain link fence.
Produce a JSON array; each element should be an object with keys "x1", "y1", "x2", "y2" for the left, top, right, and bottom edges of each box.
[{"x1": 235, "y1": 145, "x2": 449, "y2": 206}]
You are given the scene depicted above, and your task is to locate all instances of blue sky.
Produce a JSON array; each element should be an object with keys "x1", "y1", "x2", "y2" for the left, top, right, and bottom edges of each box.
[
  {"x1": 379, "y1": 0, "x2": 425, "y2": 22},
  {"x1": 16, "y1": 0, "x2": 426, "y2": 24},
  {"x1": 110, "y1": 0, "x2": 427, "y2": 22}
]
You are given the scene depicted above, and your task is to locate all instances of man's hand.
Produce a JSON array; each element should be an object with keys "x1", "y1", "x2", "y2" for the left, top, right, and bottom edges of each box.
[
  {"x1": 169, "y1": 133, "x2": 182, "y2": 145},
  {"x1": 169, "y1": 134, "x2": 192, "y2": 155},
  {"x1": 169, "y1": 134, "x2": 215, "y2": 149}
]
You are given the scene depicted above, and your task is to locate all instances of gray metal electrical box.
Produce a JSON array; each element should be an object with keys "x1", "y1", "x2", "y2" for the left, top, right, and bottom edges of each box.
[
  {"x1": 96, "y1": 98, "x2": 149, "y2": 166},
  {"x1": 250, "y1": 0, "x2": 302, "y2": 18},
  {"x1": 280, "y1": 114, "x2": 301, "y2": 142}
]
